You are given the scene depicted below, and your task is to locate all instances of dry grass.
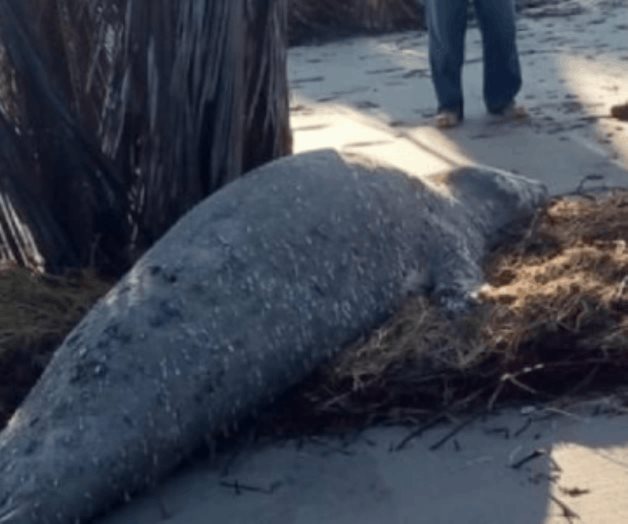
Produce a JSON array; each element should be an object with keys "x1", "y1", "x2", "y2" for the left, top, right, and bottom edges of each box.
[
  {"x1": 0, "y1": 267, "x2": 111, "y2": 425},
  {"x1": 1, "y1": 191, "x2": 627, "y2": 435}
]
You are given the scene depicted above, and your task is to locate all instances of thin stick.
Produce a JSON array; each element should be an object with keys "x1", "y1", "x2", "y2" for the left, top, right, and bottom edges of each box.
[
  {"x1": 429, "y1": 414, "x2": 481, "y2": 451},
  {"x1": 513, "y1": 418, "x2": 532, "y2": 438},
  {"x1": 510, "y1": 448, "x2": 547, "y2": 470},
  {"x1": 219, "y1": 480, "x2": 281, "y2": 496},
  {"x1": 550, "y1": 494, "x2": 580, "y2": 523},
  {"x1": 394, "y1": 413, "x2": 446, "y2": 451}
]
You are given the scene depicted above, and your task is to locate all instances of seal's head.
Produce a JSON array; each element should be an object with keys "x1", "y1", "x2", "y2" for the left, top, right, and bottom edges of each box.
[{"x1": 436, "y1": 165, "x2": 549, "y2": 246}]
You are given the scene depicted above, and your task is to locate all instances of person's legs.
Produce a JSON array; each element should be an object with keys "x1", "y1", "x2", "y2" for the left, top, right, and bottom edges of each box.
[
  {"x1": 425, "y1": 0, "x2": 469, "y2": 121},
  {"x1": 473, "y1": 0, "x2": 523, "y2": 114}
]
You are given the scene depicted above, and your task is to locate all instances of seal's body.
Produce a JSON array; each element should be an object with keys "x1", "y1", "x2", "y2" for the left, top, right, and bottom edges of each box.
[{"x1": 0, "y1": 150, "x2": 547, "y2": 523}]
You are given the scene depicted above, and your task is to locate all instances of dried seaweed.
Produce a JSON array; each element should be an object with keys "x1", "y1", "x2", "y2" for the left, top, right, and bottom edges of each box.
[{"x1": 273, "y1": 191, "x2": 628, "y2": 433}]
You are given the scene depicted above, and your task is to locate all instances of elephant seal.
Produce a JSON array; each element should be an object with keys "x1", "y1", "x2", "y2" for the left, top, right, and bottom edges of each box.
[{"x1": 0, "y1": 149, "x2": 547, "y2": 523}]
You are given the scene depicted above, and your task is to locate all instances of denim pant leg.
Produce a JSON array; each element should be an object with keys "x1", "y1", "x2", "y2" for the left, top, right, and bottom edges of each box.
[
  {"x1": 474, "y1": 0, "x2": 522, "y2": 113},
  {"x1": 425, "y1": 0, "x2": 468, "y2": 117}
]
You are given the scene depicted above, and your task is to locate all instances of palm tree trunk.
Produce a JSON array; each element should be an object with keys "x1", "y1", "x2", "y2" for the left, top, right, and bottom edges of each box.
[{"x1": 0, "y1": 0, "x2": 291, "y2": 274}]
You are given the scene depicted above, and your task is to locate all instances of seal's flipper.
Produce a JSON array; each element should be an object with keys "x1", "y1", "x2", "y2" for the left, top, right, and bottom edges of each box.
[
  {"x1": 432, "y1": 280, "x2": 481, "y2": 316},
  {"x1": 431, "y1": 242, "x2": 485, "y2": 316}
]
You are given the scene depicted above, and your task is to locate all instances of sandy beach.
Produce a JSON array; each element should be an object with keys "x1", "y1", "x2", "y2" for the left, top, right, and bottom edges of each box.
[{"x1": 98, "y1": 1, "x2": 628, "y2": 523}]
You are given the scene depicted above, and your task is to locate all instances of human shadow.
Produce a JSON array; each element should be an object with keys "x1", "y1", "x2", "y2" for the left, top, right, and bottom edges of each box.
[
  {"x1": 277, "y1": 2, "x2": 628, "y2": 523},
  {"x1": 95, "y1": 401, "x2": 628, "y2": 524},
  {"x1": 92, "y1": 3, "x2": 628, "y2": 523}
]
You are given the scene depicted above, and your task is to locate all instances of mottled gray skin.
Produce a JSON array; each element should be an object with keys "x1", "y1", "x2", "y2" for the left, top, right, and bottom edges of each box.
[{"x1": 0, "y1": 150, "x2": 547, "y2": 523}]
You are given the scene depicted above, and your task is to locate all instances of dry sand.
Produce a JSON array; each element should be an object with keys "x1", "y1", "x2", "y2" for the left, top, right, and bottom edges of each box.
[{"x1": 98, "y1": 1, "x2": 628, "y2": 522}]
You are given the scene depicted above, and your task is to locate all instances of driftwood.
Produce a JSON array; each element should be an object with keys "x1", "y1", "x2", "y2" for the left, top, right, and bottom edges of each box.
[
  {"x1": 289, "y1": 0, "x2": 424, "y2": 45},
  {"x1": 287, "y1": 0, "x2": 571, "y2": 46},
  {"x1": 0, "y1": 0, "x2": 291, "y2": 274}
]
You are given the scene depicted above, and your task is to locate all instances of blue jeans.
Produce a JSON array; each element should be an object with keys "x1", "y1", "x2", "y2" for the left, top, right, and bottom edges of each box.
[{"x1": 425, "y1": 0, "x2": 522, "y2": 117}]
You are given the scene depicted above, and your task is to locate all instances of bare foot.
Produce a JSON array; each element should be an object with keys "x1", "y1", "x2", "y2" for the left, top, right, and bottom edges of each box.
[
  {"x1": 491, "y1": 102, "x2": 528, "y2": 121},
  {"x1": 435, "y1": 110, "x2": 462, "y2": 129}
]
